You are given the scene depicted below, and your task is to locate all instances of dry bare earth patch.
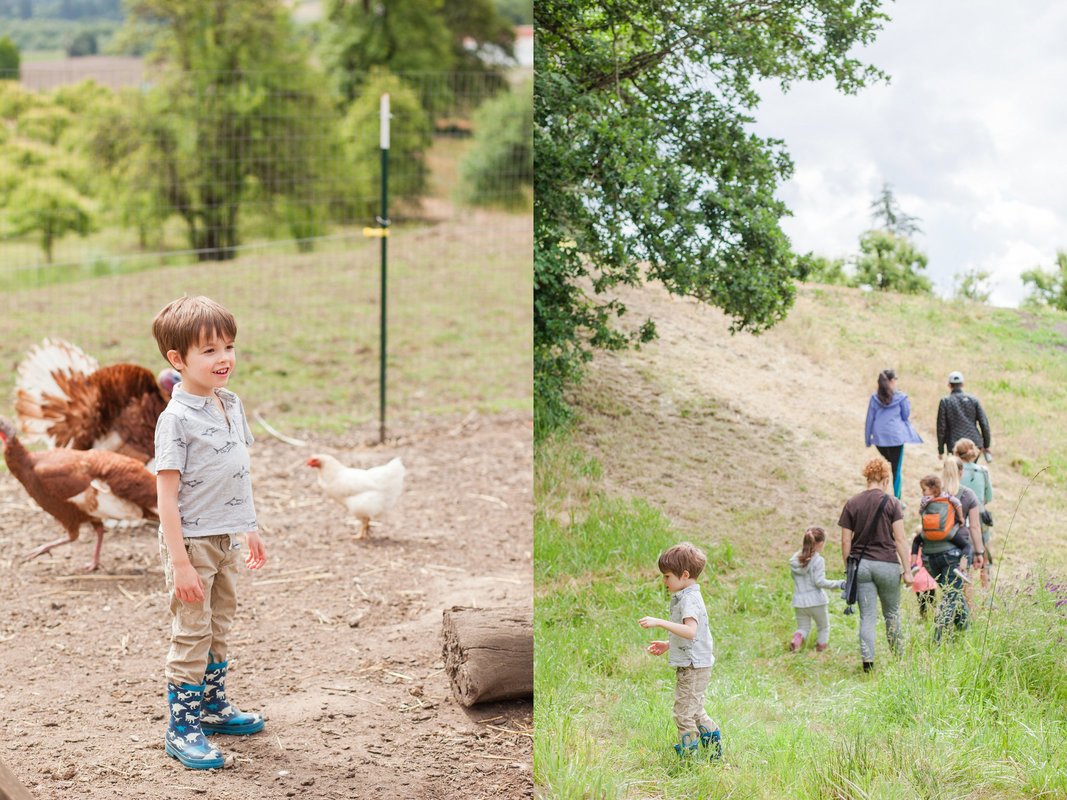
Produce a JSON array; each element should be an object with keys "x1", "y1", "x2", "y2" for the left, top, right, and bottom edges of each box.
[
  {"x1": 568, "y1": 282, "x2": 1065, "y2": 573},
  {"x1": 0, "y1": 412, "x2": 532, "y2": 799}
]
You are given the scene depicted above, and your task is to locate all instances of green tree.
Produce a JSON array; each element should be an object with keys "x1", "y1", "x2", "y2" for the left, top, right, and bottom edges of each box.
[
  {"x1": 124, "y1": 0, "x2": 337, "y2": 261},
  {"x1": 66, "y1": 30, "x2": 97, "y2": 56},
  {"x1": 852, "y1": 229, "x2": 932, "y2": 294},
  {"x1": 341, "y1": 69, "x2": 432, "y2": 219},
  {"x1": 798, "y1": 253, "x2": 850, "y2": 286},
  {"x1": 324, "y1": 0, "x2": 513, "y2": 103},
  {"x1": 953, "y1": 267, "x2": 992, "y2": 303},
  {"x1": 870, "y1": 181, "x2": 921, "y2": 236},
  {"x1": 534, "y1": 0, "x2": 891, "y2": 431},
  {"x1": 0, "y1": 34, "x2": 19, "y2": 79},
  {"x1": 5, "y1": 175, "x2": 95, "y2": 262},
  {"x1": 1021, "y1": 251, "x2": 1067, "y2": 310},
  {"x1": 324, "y1": 0, "x2": 453, "y2": 102},
  {"x1": 458, "y1": 78, "x2": 532, "y2": 209}
]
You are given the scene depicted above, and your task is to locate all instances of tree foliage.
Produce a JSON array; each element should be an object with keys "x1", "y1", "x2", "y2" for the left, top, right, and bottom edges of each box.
[
  {"x1": 325, "y1": 0, "x2": 514, "y2": 103},
  {"x1": 458, "y1": 78, "x2": 532, "y2": 209},
  {"x1": 1021, "y1": 251, "x2": 1067, "y2": 311},
  {"x1": 799, "y1": 253, "x2": 850, "y2": 286},
  {"x1": 66, "y1": 30, "x2": 98, "y2": 56},
  {"x1": 124, "y1": 0, "x2": 337, "y2": 260},
  {"x1": 534, "y1": 0, "x2": 890, "y2": 431},
  {"x1": 870, "y1": 181, "x2": 921, "y2": 236},
  {"x1": 341, "y1": 69, "x2": 433, "y2": 220},
  {"x1": 852, "y1": 229, "x2": 932, "y2": 294},
  {"x1": 0, "y1": 35, "x2": 19, "y2": 79},
  {"x1": 953, "y1": 267, "x2": 992, "y2": 304},
  {"x1": 5, "y1": 175, "x2": 95, "y2": 261}
]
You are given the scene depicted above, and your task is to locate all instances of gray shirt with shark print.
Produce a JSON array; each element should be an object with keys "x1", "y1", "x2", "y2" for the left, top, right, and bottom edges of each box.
[{"x1": 153, "y1": 386, "x2": 258, "y2": 537}]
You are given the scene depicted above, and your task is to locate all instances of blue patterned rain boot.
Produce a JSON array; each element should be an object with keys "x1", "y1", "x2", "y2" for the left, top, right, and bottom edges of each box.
[
  {"x1": 698, "y1": 724, "x2": 723, "y2": 760},
  {"x1": 673, "y1": 732, "x2": 699, "y2": 758},
  {"x1": 165, "y1": 683, "x2": 225, "y2": 770},
  {"x1": 200, "y1": 658, "x2": 265, "y2": 736}
]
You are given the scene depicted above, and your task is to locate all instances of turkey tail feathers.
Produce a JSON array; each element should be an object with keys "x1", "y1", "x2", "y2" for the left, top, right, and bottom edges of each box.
[{"x1": 14, "y1": 339, "x2": 100, "y2": 445}]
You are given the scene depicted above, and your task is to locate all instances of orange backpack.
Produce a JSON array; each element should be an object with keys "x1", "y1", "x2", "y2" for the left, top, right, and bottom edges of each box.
[{"x1": 921, "y1": 496, "x2": 959, "y2": 542}]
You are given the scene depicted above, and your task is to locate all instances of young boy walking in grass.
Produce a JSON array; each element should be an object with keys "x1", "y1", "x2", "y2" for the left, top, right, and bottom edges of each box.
[
  {"x1": 639, "y1": 542, "x2": 722, "y2": 760},
  {"x1": 152, "y1": 295, "x2": 268, "y2": 770}
]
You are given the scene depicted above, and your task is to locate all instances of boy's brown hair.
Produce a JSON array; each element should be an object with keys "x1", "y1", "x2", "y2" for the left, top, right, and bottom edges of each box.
[
  {"x1": 152, "y1": 295, "x2": 237, "y2": 364},
  {"x1": 920, "y1": 474, "x2": 942, "y2": 494},
  {"x1": 657, "y1": 541, "x2": 707, "y2": 579}
]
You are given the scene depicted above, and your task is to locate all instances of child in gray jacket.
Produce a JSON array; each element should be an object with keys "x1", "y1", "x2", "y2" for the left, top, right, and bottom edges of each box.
[{"x1": 788, "y1": 527, "x2": 845, "y2": 652}]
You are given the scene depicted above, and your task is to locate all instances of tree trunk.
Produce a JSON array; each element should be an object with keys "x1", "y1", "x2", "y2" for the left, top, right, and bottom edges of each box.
[
  {"x1": 441, "y1": 606, "x2": 532, "y2": 706},
  {"x1": 0, "y1": 754, "x2": 34, "y2": 800}
]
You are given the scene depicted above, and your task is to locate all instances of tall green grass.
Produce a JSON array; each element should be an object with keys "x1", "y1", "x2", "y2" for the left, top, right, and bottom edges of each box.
[{"x1": 535, "y1": 438, "x2": 1067, "y2": 799}]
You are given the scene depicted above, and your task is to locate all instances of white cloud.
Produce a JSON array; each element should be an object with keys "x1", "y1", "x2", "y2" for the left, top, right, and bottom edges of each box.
[{"x1": 751, "y1": 3, "x2": 1067, "y2": 307}]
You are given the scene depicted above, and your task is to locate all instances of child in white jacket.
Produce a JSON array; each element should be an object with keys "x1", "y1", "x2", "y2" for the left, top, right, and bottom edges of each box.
[{"x1": 788, "y1": 527, "x2": 845, "y2": 652}]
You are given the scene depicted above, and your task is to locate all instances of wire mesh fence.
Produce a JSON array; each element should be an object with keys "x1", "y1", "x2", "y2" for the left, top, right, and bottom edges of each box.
[{"x1": 0, "y1": 65, "x2": 532, "y2": 436}]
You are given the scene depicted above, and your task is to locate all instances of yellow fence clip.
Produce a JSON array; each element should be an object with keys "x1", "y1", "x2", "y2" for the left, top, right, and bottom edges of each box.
[{"x1": 362, "y1": 227, "x2": 390, "y2": 238}]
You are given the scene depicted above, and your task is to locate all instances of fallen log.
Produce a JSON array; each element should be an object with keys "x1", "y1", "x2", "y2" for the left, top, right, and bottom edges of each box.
[
  {"x1": 442, "y1": 606, "x2": 533, "y2": 706},
  {"x1": 0, "y1": 755, "x2": 34, "y2": 800}
]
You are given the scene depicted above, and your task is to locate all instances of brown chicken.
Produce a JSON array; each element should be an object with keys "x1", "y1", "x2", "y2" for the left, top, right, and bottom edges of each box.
[
  {"x1": 0, "y1": 417, "x2": 159, "y2": 572},
  {"x1": 14, "y1": 338, "x2": 180, "y2": 469}
]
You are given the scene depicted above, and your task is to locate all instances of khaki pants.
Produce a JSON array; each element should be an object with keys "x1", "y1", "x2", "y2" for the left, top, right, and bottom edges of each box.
[
  {"x1": 673, "y1": 665, "x2": 717, "y2": 737},
  {"x1": 159, "y1": 533, "x2": 240, "y2": 687}
]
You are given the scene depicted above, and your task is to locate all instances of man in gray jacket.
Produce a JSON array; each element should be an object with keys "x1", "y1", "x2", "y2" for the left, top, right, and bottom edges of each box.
[{"x1": 937, "y1": 371, "x2": 991, "y2": 459}]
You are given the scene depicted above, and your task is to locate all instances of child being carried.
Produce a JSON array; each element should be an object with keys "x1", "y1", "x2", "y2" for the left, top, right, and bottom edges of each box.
[{"x1": 911, "y1": 474, "x2": 972, "y2": 559}]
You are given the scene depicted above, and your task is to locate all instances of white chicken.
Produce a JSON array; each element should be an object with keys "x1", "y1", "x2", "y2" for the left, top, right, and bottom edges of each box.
[{"x1": 306, "y1": 455, "x2": 406, "y2": 539}]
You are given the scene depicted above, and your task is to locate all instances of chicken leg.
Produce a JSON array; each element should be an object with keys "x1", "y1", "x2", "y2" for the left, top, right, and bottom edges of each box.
[{"x1": 23, "y1": 523, "x2": 105, "y2": 572}]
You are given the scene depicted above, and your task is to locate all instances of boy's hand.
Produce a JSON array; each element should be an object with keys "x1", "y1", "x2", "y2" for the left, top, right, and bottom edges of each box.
[
  {"x1": 245, "y1": 531, "x2": 266, "y2": 570},
  {"x1": 646, "y1": 641, "x2": 669, "y2": 656},
  {"x1": 638, "y1": 616, "x2": 664, "y2": 630},
  {"x1": 173, "y1": 561, "x2": 205, "y2": 604}
]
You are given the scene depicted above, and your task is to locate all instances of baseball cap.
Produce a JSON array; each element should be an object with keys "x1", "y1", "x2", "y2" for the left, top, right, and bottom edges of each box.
[{"x1": 948, "y1": 371, "x2": 964, "y2": 384}]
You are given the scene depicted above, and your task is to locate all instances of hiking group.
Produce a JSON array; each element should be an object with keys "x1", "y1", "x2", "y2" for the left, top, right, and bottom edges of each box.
[
  {"x1": 637, "y1": 369, "x2": 994, "y2": 761},
  {"x1": 791, "y1": 368, "x2": 994, "y2": 672}
]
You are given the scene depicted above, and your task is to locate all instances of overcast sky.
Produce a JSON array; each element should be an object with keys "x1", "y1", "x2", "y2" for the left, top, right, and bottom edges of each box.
[{"x1": 751, "y1": 2, "x2": 1067, "y2": 307}]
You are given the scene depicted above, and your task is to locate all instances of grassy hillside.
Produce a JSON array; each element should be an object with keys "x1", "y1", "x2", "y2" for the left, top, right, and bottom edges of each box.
[{"x1": 534, "y1": 283, "x2": 1067, "y2": 799}]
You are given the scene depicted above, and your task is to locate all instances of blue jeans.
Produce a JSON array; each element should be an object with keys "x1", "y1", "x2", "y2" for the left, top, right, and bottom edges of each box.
[{"x1": 923, "y1": 548, "x2": 968, "y2": 640}]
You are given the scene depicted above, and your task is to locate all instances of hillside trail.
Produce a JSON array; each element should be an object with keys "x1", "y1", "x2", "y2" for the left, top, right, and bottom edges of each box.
[{"x1": 573, "y1": 282, "x2": 1052, "y2": 579}]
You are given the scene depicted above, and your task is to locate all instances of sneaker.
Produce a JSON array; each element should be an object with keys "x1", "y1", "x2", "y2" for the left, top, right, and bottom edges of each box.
[
  {"x1": 789, "y1": 632, "x2": 804, "y2": 652},
  {"x1": 862, "y1": 661, "x2": 874, "y2": 673},
  {"x1": 698, "y1": 725, "x2": 722, "y2": 760}
]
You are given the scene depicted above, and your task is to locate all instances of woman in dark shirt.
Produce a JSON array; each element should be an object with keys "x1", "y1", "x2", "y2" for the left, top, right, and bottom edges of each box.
[{"x1": 839, "y1": 456, "x2": 914, "y2": 672}]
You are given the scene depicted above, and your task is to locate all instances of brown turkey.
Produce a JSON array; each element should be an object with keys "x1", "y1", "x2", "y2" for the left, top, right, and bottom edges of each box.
[
  {"x1": 0, "y1": 416, "x2": 159, "y2": 572},
  {"x1": 14, "y1": 338, "x2": 180, "y2": 470}
]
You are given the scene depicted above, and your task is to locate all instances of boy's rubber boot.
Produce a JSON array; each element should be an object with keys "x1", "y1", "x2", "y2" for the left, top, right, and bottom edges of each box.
[
  {"x1": 698, "y1": 725, "x2": 723, "y2": 760},
  {"x1": 200, "y1": 659, "x2": 265, "y2": 736},
  {"x1": 165, "y1": 682, "x2": 225, "y2": 770},
  {"x1": 673, "y1": 732, "x2": 699, "y2": 758}
]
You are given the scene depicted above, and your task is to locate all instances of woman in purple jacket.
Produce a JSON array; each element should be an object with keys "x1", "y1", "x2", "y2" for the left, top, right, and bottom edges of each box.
[{"x1": 865, "y1": 369, "x2": 923, "y2": 499}]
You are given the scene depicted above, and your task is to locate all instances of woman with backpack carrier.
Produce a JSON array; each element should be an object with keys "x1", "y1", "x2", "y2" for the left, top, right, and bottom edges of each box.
[
  {"x1": 864, "y1": 369, "x2": 923, "y2": 500},
  {"x1": 838, "y1": 456, "x2": 913, "y2": 673},
  {"x1": 913, "y1": 460, "x2": 984, "y2": 642},
  {"x1": 954, "y1": 437, "x2": 994, "y2": 588}
]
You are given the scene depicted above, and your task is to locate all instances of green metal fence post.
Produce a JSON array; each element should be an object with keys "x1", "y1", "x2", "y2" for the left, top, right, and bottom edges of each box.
[{"x1": 379, "y1": 93, "x2": 390, "y2": 444}]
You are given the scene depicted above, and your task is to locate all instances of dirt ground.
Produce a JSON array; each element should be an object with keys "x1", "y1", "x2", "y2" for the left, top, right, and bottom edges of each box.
[
  {"x1": 570, "y1": 282, "x2": 1049, "y2": 575},
  {"x1": 0, "y1": 411, "x2": 532, "y2": 800}
]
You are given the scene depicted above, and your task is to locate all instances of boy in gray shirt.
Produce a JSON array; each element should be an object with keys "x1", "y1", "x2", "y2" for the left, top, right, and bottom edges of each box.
[
  {"x1": 152, "y1": 295, "x2": 267, "y2": 770},
  {"x1": 639, "y1": 542, "x2": 721, "y2": 760}
]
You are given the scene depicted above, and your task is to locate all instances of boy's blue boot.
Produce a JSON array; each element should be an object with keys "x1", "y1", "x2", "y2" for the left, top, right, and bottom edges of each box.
[
  {"x1": 200, "y1": 658, "x2": 265, "y2": 736},
  {"x1": 699, "y1": 724, "x2": 723, "y2": 760},
  {"x1": 674, "y1": 732, "x2": 699, "y2": 758},
  {"x1": 165, "y1": 682, "x2": 225, "y2": 770}
]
